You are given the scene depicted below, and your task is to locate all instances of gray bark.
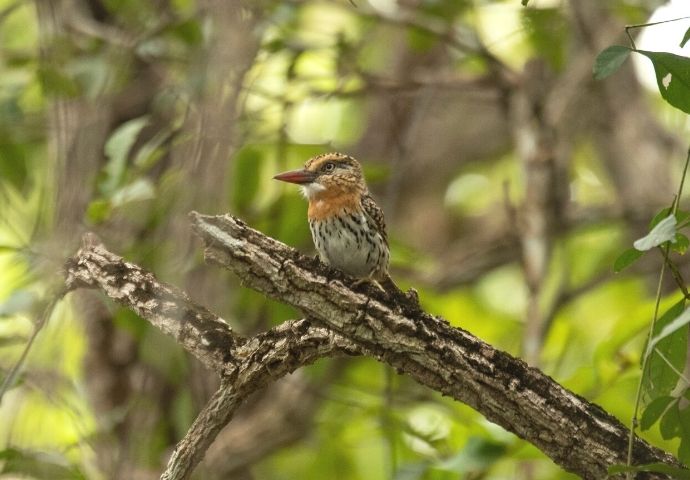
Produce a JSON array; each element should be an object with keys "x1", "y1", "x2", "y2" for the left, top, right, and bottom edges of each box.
[
  {"x1": 63, "y1": 217, "x2": 684, "y2": 480},
  {"x1": 189, "y1": 213, "x2": 681, "y2": 480}
]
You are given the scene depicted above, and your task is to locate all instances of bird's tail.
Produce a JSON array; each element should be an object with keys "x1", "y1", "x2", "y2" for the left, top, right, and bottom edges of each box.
[{"x1": 378, "y1": 273, "x2": 421, "y2": 314}]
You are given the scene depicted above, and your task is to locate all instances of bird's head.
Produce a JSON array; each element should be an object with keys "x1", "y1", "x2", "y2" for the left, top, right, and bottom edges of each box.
[{"x1": 273, "y1": 152, "x2": 366, "y2": 200}]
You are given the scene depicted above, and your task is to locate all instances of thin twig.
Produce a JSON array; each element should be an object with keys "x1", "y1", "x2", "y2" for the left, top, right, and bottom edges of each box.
[
  {"x1": 0, "y1": 289, "x2": 66, "y2": 404},
  {"x1": 626, "y1": 146, "x2": 690, "y2": 476}
]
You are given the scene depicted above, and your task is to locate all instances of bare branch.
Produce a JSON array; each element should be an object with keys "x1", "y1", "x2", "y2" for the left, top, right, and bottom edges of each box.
[
  {"x1": 64, "y1": 233, "x2": 359, "y2": 480},
  {"x1": 190, "y1": 212, "x2": 682, "y2": 480},
  {"x1": 63, "y1": 222, "x2": 684, "y2": 479},
  {"x1": 160, "y1": 321, "x2": 358, "y2": 480},
  {"x1": 64, "y1": 233, "x2": 244, "y2": 373}
]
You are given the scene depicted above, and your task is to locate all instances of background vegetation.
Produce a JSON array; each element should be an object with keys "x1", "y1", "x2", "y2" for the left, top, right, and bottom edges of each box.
[{"x1": 0, "y1": 0, "x2": 689, "y2": 478}]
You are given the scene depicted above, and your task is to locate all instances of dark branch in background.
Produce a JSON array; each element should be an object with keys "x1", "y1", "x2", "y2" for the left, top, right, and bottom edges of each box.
[{"x1": 190, "y1": 213, "x2": 681, "y2": 480}]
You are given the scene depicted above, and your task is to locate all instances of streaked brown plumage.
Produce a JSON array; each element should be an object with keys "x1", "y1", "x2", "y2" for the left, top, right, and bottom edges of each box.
[{"x1": 273, "y1": 152, "x2": 390, "y2": 281}]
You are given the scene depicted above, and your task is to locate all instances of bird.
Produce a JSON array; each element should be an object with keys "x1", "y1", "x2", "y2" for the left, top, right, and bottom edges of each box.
[{"x1": 273, "y1": 152, "x2": 390, "y2": 283}]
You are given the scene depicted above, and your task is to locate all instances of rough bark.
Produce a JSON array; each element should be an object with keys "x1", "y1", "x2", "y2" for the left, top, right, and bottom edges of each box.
[
  {"x1": 189, "y1": 213, "x2": 682, "y2": 480},
  {"x1": 63, "y1": 233, "x2": 358, "y2": 479},
  {"x1": 63, "y1": 219, "x2": 684, "y2": 479}
]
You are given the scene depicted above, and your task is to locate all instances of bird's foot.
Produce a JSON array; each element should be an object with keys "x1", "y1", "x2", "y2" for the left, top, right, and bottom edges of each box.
[
  {"x1": 405, "y1": 288, "x2": 420, "y2": 305},
  {"x1": 351, "y1": 277, "x2": 387, "y2": 295}
]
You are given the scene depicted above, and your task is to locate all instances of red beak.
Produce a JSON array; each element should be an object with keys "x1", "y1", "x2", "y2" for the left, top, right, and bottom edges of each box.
[{"x1": 273, "y1": 168, "x2": 316, "y2": 184}]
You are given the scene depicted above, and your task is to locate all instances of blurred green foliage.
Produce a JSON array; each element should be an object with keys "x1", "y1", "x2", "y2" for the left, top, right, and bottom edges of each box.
[{"x1": 1, "y1": 0, "x2": 690, "y2": 478}]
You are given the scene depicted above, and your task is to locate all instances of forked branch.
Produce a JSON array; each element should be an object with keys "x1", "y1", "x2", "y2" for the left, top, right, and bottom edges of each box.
[
  {"x1": 189, "y1": 212, "x2": 681, "y2": 480},
  {"x1": 63, "y1": 217, "x2": 682, "y2": 480}
]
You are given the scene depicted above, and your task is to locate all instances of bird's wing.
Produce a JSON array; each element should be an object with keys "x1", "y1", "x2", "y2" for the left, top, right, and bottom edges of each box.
[{"x1": 361, "y1": 192, "x2": 388, "y2": 245}]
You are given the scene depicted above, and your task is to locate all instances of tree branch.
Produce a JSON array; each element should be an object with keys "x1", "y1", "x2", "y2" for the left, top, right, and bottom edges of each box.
[
  {"x1": 63, "y1": 219, "x2": 684, "y2": 480},
  {"x1": 64, "y1": 233, "x2": 359, "y2": 480},
  {"x1": 189, "y1": 212, "x2": 682, "y2": 480}
]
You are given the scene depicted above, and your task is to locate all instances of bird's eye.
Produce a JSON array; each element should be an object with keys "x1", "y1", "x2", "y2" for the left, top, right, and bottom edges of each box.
[{"x1": 323, "y1": 162, "x2": 335, "y2": 172}]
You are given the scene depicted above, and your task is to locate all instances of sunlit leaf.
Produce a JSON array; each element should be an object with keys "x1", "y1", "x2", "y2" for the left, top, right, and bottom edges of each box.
[
  {"x1": 640, "y1": 396, "x2": 675, "y2": 431},
  {"x1": 613, "y1": 248, "x2": 644, "y2": 273},
  {"x1": 110, "y1": 178, "x2": 155, "y2": 207},
  {"x1": 593, "y1": 45, "x2": 631, "y2": 80},
  {"x1": 102, "y1": 117, "x2": 150, "y2": 194},
  {"x1": 133, "y1": 127, "x2": 173, "y2": 170},
  {"x1": 0, "y1": 447, "x2": 86, "y2": 480},
  {"x1": 633, "y1": 214, "x2": 677, "y2": 251},
  {"x1": 636, "y1": 50, "x2": 690, "y2": 114},
  {"x1": 646, "y1": 305, "x2": 690, "y2": 360}
]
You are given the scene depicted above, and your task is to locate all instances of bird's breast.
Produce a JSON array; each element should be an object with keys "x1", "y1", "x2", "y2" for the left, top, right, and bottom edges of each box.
[
  {"x1": 308, "y1": 209, "x2": 388, "y2": 278},
  {"x1": 307, "y1": 193, "x2": 361, "y2": 221}
]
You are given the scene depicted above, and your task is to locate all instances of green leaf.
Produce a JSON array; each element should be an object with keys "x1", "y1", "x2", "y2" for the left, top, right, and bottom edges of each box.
[
  {"x1": 522, "y1": 8, "x2": 566, "y2": 70},
  {"x1": 634, "y1": 214, "x2": 677, "y2": 251},
  {"x1": 0, "y1": 335, "x2": 26, "y2": 347},
  {"x1": 641, "y1": 396, "x2": 675, "y2": 431},
  {"x1": 437, "y1": 437, "x2": 507, "y2": 473},
  {"x1": 263, "y1": 38, "x2": 285, "y2": 53},
  {"x1": 679, "y1": 406, "x2": 690, "y2": 464},
  {"x1": 673, "y1": 233, "x2": 690, "y2": 254},
  {"x1": 0, "y1": 447, "x2": 86, "y2": 479},
  {"x1": 636, "y1": 50, "x2": 690, "y2": 114},
  {"x1": 133, "y1": 127, "x2": 172, "y2": 170},
  {"x1": 407, "y1": 26, "x2": 439, "y2": 52},
  {"x1": 169, "y1": 19, "x2": 203, "y2": 46},
  {"x1": 651, "y1": 207, "x2": 673, "y2": 228},
  {"x1": 643, "y1": 300, "x2": 687, "y2": 399},
  {"x1": 36, "y1": 66, "x2": 80, "y2": 97},
  {"x1": 681, "y1": 26, "x2": 690, "y2": 48},
  {"x1": 86, "y1": 199, "x2": 112, "y2": 224},
  {"x1": 660, "y1": 402, "x2": 681, "y2": 439},
  {"x1": 613, "y1": 248, "x2": 644, "y2": 273},
  {"x1": 110, "y1": 178, "x2": 155, "y2": 207},
  {"x1": 608, "y1": 463, "x2": 690, "y2": 479},
  {"x1": 102, "y1": 117, "x2": 149, "y2": 194},
  {"x1": 646, "y1": 305, "x2": 690, "y2": 360},
  {"x1": 680, "y1": 438, "x2": 690, "y2": 467},
  {"x1": 593, "y1": 45, "x2": 631, "y2": 80},
  {"x1": 676, "y1": 210, "x2": 690, "y2": 225}
]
